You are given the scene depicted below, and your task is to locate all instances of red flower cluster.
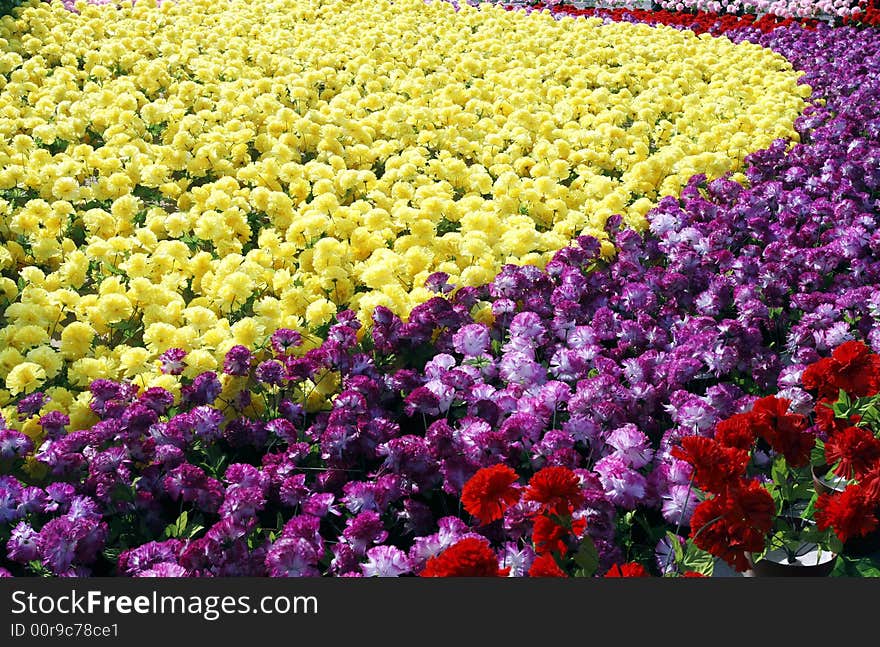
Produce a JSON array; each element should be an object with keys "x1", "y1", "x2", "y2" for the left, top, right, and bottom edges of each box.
[
  {"x1": 687, "y1": 481, "x2": 775, "y2": 572},
  {"x1": 803, "y1": 340, "x2": 880, "y2": 402},
  {"x1": 453, "y1": 464, "x2": 589, "y2": 577},
  {"x1": 844, "y1": 5, "x2": 880, "y2": 27},
  {"x1": 750, "y1": 396, "x2": 813, "y2": 467},
  {"x1": 420, "y1": 537, "x2": 511, "y2": 577},
  {"x1": 518, "y1": 5, "x2": 819, "y2": 35},
  {"x1": 672, "y1": 396, "x2": 809, "y2": 571},
  {"x1": 802, "y1": 342, "x2": 880, "y2": 546},
  {"x1": 604, "y1": 562, "x2": 649, "y2": 577}
]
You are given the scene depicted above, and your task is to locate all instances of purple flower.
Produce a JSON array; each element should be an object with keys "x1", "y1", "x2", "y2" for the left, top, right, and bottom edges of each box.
[
  {"x1": 593, "y1": 455, "x2": 648, "y2": 509},
  {"x1": 223, "y1": 345, "x2": 253, "y2": 376},
  {"x1": 181, "y1": 372, "x2": 221, "y2": 407},
  {"x1": 16, "y1": 391, "x2": 46, "y2": 418},
  {"x1": 7, "y1": 521, "x2": 38, "y2": 563},
  {"x1": 452, "y1": 324, "x2": 491, "y2": 357},
  {"x1": 605, "y1": 424, "x2": 654, "y2": 469},
  {"x1": 265, "y1": 538, "x2": 320, "y2": 577},
  {"x1": 270, "y1": 328, "x2": 302, "y2": 355},
  {"x1": 255, "y1": 360, "x2": 285, "y2": 385},
  {"x1": 139, "y1": 387, "x2": 175, "y2": 415},
  {"x1": 361, "y1": 546, "x2": 411, "y2": 577},
  {"x1": 661, "y1": 484, "x2": 698, "y2": 526},
  {"x1": 159, "y1": 348, "x2": 187, "y2": 375},
  {"x1": 343, "y1": 511, "x2": 388, "y2": 555},
  {"x1": 39, "y1": 411, "x2": 69, "y2": 440},
  {"x1": 118, "y1": 540, "x2": 184, "y2": 576},
  {"x1": 0, "y1": 429, "x2": 33, "y2": 461},
  {"x1": 136, "y1": 563, "x2": 189, "y2": 577},
  {"x1": 0, "y1": 476, "x2": 22, "y2": 523}
]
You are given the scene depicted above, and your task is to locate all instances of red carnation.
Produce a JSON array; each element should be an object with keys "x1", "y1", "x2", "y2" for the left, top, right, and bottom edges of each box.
[
  {"x1": 803, "y1": 342, "x2": 880, "y2": 400},
  {"x1": 671, "y1": 436, "x2": 749, "y2": 494},
  {"x1": 813, "y1": 397, "x2": 851, "y2": 435},
  {"x1": 689, "y1": 480, "x2": 774, "y2": 572},
  {"x1": 528, "y1": 554, "x2": 567, "y2": 578},
  {"x1": 750, "y1": 396, "x2": 813, "y2": 467},
  {"x1": 829, "y1": 341, "x2": 880, "y2": 397},
  {"x1": 532, "y1": 514, "x2": 586, "y2": 556},
  {"x1": 714, "y1": 412, "x2": 758, "y2": 451},
  {"x1": 802, "y1": 357, "x2": 838, "y2": 400},
  {"x1": 420, "y1": 537, "x2": 510, "y2": 577},
  {"x1": 604, "y1": 562, "x2": 650, "y2": 577},
  {"x1": 815, "y1": 486, "x2": 879, "y2": 544},
  {"x1": 524, "y1": 466, "x2": 583, "y2": 516},
  {"x1": 825, "y1": 427, "x2": 880, "y2": 480},
  {"x1": 461, "y1": 464, "x2": 520, "y2": 525}
]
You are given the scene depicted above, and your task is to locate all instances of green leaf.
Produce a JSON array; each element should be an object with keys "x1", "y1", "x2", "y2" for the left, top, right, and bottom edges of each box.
[
  {"x1": 572, "y1": 536, "x2": 599, "y2": 577},
  {"x1": 668, "y1": 531, "x2": 685, "y2": 565},
  {"x1": 854, "y1": 559, "x2": 880, "y2": 578},
  {"x1": 680, "y1": 540, "x2": 715, "y2": 576},
  {"x1": 771, "y1": 455, "x2": 789, "y2": 486}
]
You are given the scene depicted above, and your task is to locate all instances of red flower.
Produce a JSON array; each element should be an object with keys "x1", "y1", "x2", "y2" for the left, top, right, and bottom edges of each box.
[
  {"x1": 528, "y1": 554, "x2": 567, "y2": 578},
  {"x1": 825, "y1": 427, "x2": 880, "y2": 480},
  {"x1": 689, "y1": 480, "x2": 774, "y2": 572},
  {"x1": 420, "y1": 537, "x2": 510, "y2": 577},
  {"x1": 524, "y1": 466, "x2": 583, "y2": 516},
  {"x1": 803, "y1": 342, "x2": 880, "y2": 400},
  {"x1": 681, "y1": 571, "x2": 706, "y2": 577},
  {"x1": 604, "y1": 562, "x2": 650, "y2": 577},
  {"x1": 750, "y1": 396, "x2": 813, "y2": 467},
  {"x1": 532, "y1": 514, "x2": 586, "y2": 556},
  {"x1": 856, "y1": 463, "x2": 880, "y2": 505},
  {"x1": 671, "y1": 436, "x2": 749, "y2": 493},
  {"x1": 813, "y1": 397, "x2": 851, "y2": 435},
  {"x1": 829, "y1": 341, "x2": 880, "y2": 397},
  {"x1": 461, "y1": 464, "x2": 520, "y2": 525},
  {"x1": 714, "y1": 412, "x2": 758, "y2": 451},
  {"x1": 802, "y1": 357, "x2": 838, "y2": 400},
  {"x1": 815, "y1": 486, "x2": 879, "y2": 544}
]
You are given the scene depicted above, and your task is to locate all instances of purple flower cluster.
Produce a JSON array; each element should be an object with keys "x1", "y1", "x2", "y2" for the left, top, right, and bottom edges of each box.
[{"x1": 2, "y1": 23, "x2": 880, "y2": 577}]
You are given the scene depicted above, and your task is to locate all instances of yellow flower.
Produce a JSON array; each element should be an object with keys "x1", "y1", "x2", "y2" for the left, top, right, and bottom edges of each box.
[
  {"x1": 304, "y1": 298, "x2": 337, "y2": 328},
  {"x1": 6, "y1": 362, "x2": 47, "y2": 396},
  {"x1": 59, "y1": 321, "x2": 96, "y2": 360}
]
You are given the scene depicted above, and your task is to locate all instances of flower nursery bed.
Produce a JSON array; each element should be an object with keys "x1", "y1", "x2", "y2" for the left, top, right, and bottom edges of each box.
[{"x1": 0, "y1": 0, "x2": 879, "y2": 578}]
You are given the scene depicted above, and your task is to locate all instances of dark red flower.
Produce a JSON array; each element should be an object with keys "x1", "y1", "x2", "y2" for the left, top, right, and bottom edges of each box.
[
  {"x1": 528, "y1": 554, "x2": 567, "y2": 578},
  {"x1": 671, "y1": 436, "x2": 749, "y2": 494},
  {"x1": 815, "y1": 486, "x2": 879, "y2": 544},
  {"x1": 681, "y1": 571, "x2": 706, "y2": 577},
  {"x1": 825, "y1": 427, "x2": 880, "y2": 480},
  {"x1": 524, "y1": 466, "x2": 582, "y2": 516},
  {"x1": 420, "y1": 537, "x2": 510, "y2": 577},
  {"x1": 714, "y1": 412, "x2": 758, "y2": 451},
  {"x1": 604, "y1": 562, "x2": 650, "y2": 577},
  {"x1": 813, "y1": 397, "x2": 850, "y2": 435},
  {"x1": 461, "y1": 464, "x2": 520, "y2": 525},
  {"x1": 531, "y1": 514, "x2": 586, "y2": 556},
  {"x1": 802, "y1": 357, "x2": 838, "y2": 400},
  {"x1": 750, "y1": 396, "x2": 813, "y2": 467}
]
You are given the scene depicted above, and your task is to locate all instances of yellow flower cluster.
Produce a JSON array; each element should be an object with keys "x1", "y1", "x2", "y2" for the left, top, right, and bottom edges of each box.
[{"x1": 0, "y1": 0, "x2": 809, "y2": 419}]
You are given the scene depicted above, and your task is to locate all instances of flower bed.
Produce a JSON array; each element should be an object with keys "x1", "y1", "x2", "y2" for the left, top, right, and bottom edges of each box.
[
  {"x1": 1, "y1": 0, "x2": 880, "y2": 577},
  {"x1": 0, "y1": 0, "x2": 808, "y2": 423}
]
